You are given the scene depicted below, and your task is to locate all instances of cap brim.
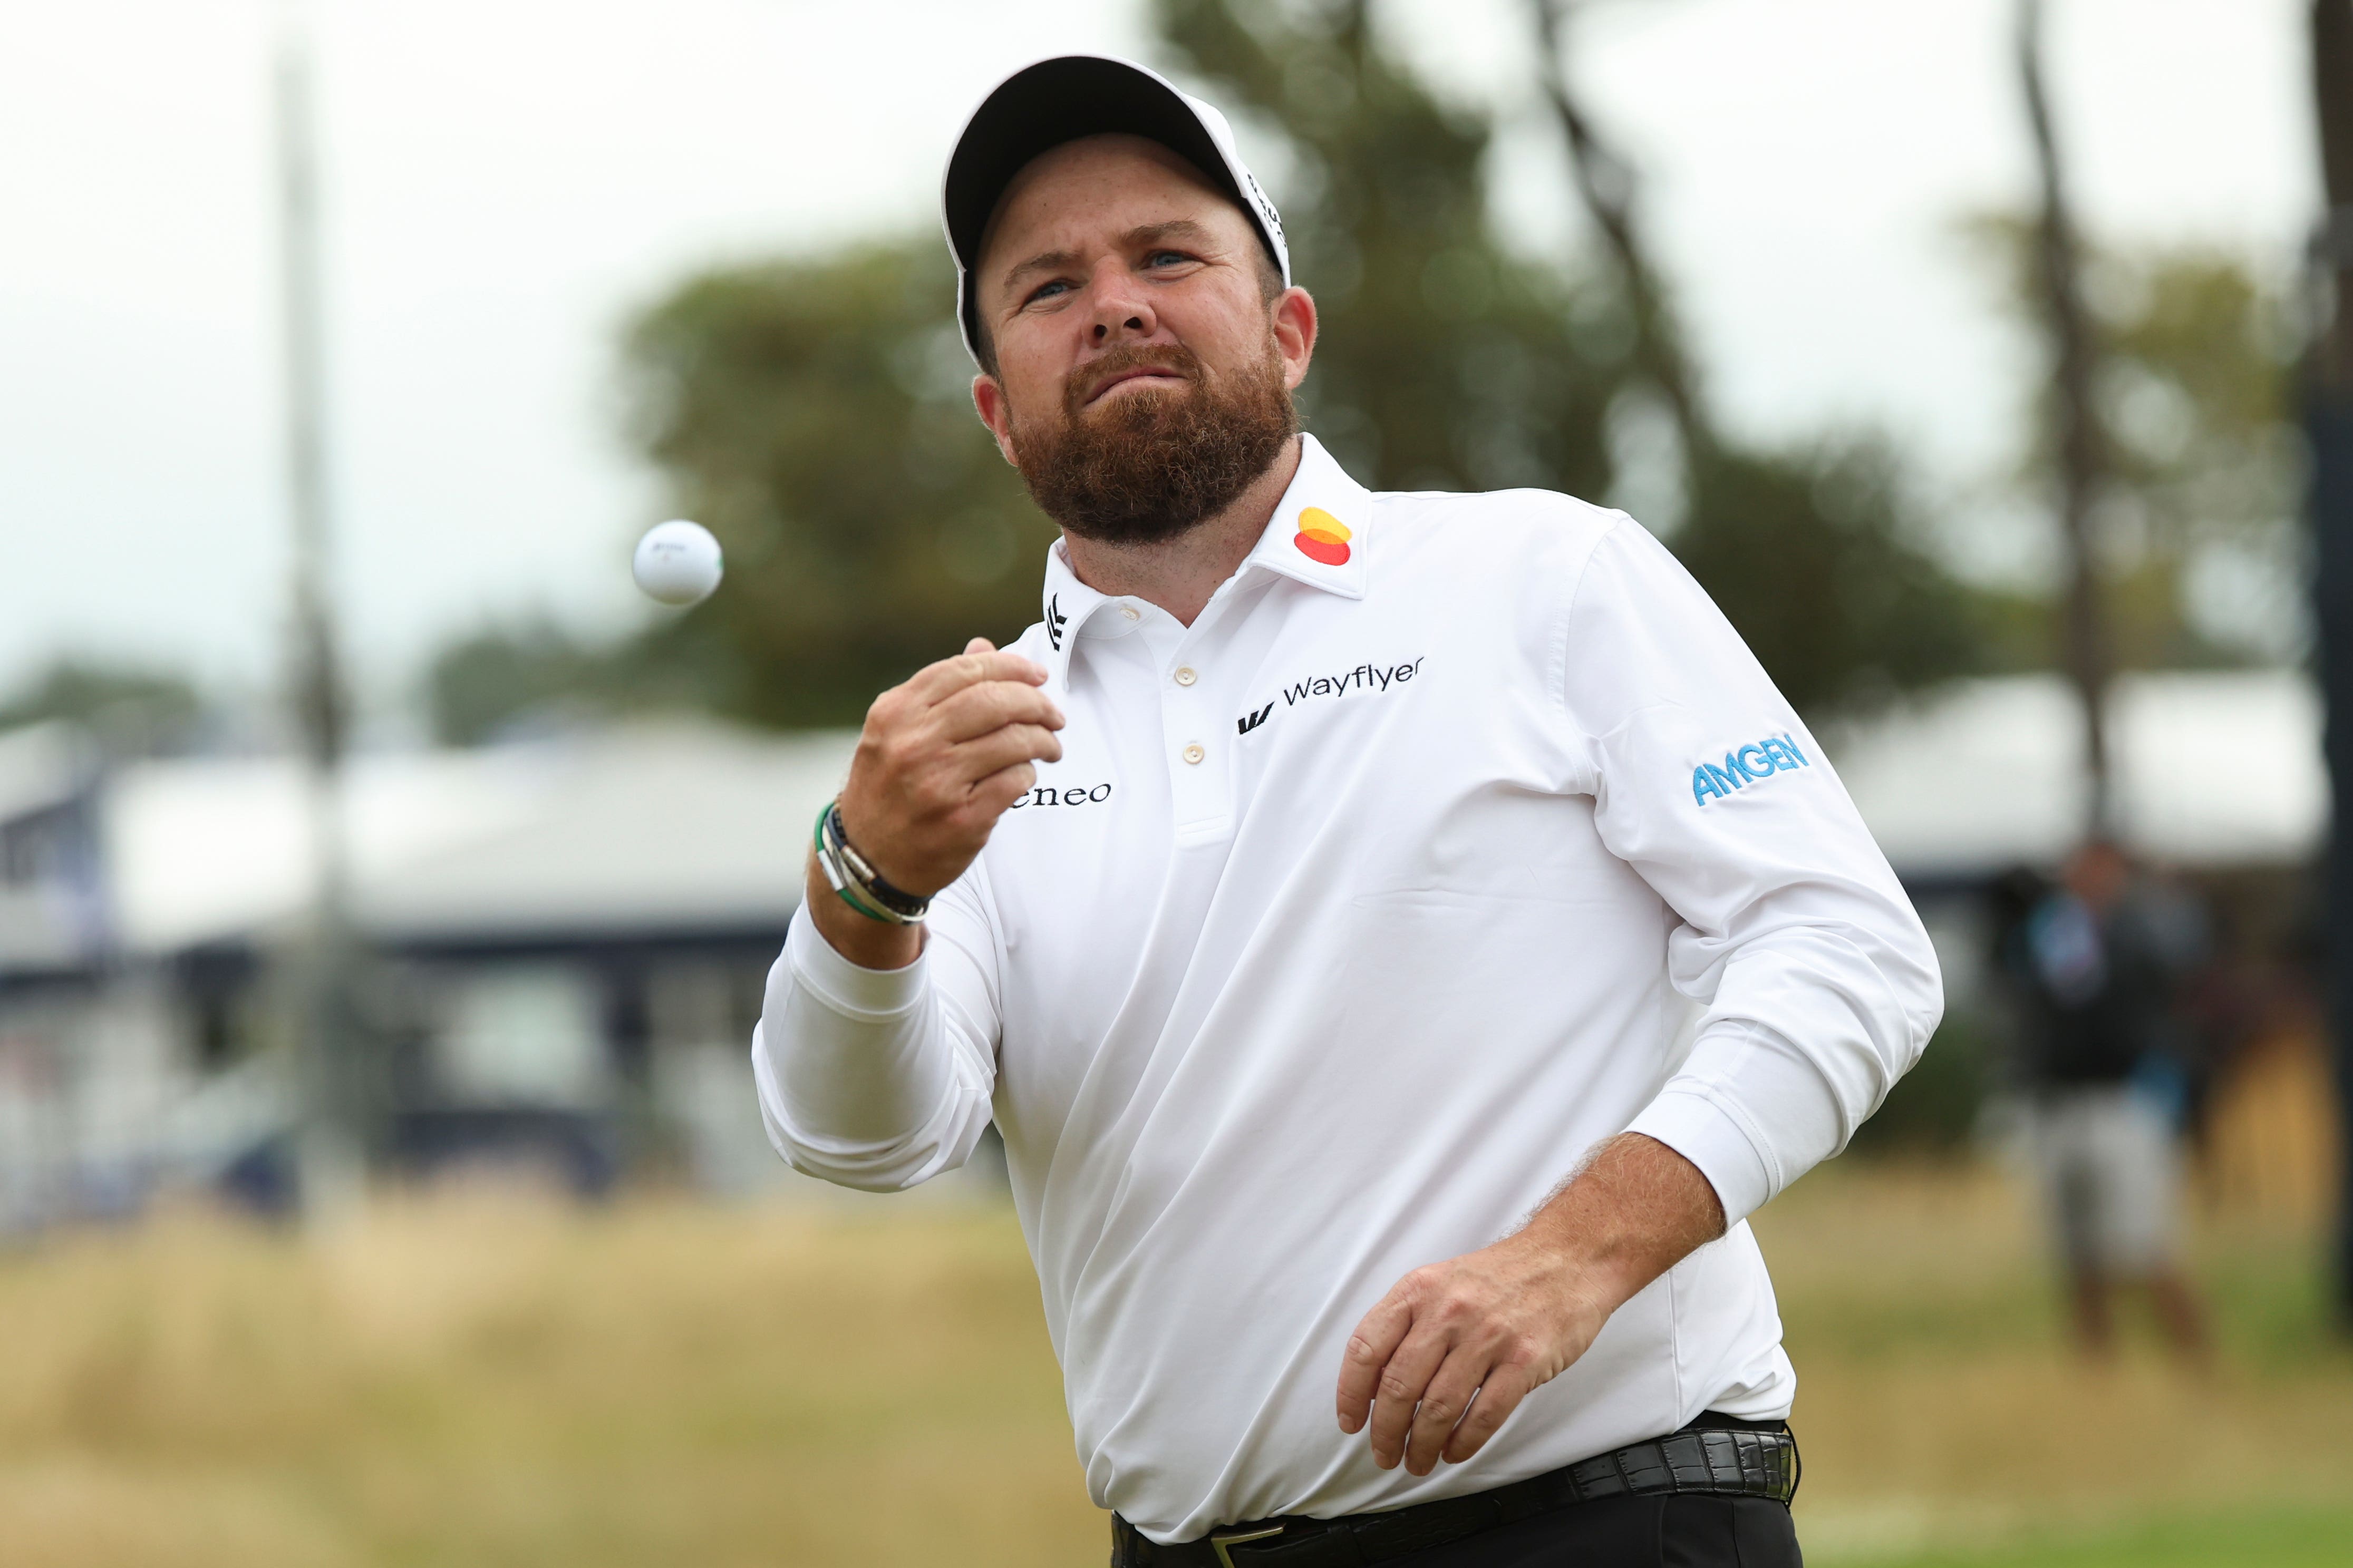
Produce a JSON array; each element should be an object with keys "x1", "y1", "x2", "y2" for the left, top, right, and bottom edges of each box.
[{"x1": 944, "y1": 55, "x2": 1281, "y2": 363}]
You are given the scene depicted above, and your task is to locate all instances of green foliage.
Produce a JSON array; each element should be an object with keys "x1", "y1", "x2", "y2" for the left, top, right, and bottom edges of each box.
[
  {"x1": 621, "y1": 244, "x2": 1059, "y2": 729},
  {"x1": 1848, "y1": 1505, "x2": 2353, "y2": 1568},
  {"x1": 0, "y1": 658, "x2": 204, "y2": 755},
  {"x1": 426, "y1": 620, "x2": 618, "y2": 745},
  {"x1": 596, "y1": 0, "x2": 1996, "y2": 729},
  {"x1": 1847, "y1": 1005, "x2": 1994, "y2": 1154},
  {"x1": 1680, "y1": 442, "x2": 1996, "y2": 714},
  {"x1": 1967, "y1": 217, "x2": 2302, "y2": 668},
  {"x1": 1155, "y1": 0, "x2": 1618, "y2": 498},
  {"x1": 1160, "y1": 0, "x2": 1990, "y2": 717}
]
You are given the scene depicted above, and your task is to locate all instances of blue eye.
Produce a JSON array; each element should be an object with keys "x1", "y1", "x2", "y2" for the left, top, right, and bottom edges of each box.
[
  {"x1": 1147, "y1": 251, "x2": 1192, "y2": 268},
  {"x1": 1027, "y1": 279, "x2": 1073, "y2": 304}
]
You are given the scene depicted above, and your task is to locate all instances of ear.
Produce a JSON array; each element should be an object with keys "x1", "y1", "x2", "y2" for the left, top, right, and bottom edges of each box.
[
  {"x1": 971, "y1": 374, "x2": 1021, "y2": 467},
  {"x1": 1271, "y1": 287, "x2": 1318, "y2": 392}
]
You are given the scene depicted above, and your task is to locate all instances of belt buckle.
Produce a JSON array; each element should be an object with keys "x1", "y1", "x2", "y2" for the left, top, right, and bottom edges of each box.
[{"x1": 1208, "y1": 1525, "x2": 1284, "y2": 1567}]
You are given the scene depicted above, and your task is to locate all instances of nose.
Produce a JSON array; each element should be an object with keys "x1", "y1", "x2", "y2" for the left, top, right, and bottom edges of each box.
[{"x1": 1086, "y1": 263, "x2": 1158, "y2": 346}]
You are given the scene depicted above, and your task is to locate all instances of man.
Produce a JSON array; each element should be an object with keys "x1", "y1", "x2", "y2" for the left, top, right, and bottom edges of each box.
[
  {"x1": 755, "y1": 55, "x2": 1942, "y2": 1567},
  {"x1": 2007, "y1": 841, "x2": 2209, "y2": 1361}
]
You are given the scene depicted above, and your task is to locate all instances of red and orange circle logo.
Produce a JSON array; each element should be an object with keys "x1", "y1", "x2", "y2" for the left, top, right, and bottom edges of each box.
[{"x1": 1293, "y1": 507, "x2": 1351, "y2": 566}]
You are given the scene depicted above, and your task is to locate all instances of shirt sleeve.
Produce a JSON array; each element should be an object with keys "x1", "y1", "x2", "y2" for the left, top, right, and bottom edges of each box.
[
  {"x1": 1558, "y1": 515, "x2": 1944, "y2": 1224},
  {"x1": 750, "y1": 865, "x2": 1002, "y2": 1192}
]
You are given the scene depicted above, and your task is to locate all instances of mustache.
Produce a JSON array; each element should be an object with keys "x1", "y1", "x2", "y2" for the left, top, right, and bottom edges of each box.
[{"x1": 1062, "y1": 344, "x2": 1205, "y2": 417}]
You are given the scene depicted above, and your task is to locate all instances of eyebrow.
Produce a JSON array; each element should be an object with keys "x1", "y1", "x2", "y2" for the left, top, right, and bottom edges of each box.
[{"x1": 997, "y1": 220, "x2": 1222, "y2": 294}]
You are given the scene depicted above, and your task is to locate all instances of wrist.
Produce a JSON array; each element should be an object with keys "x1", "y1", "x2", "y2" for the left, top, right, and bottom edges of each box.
[
  {"x1": 803, "y1": 852, "x2": 924, "y2": 971},
  {"x1": 1500, "y1": 1221, "x2": 1643, "y2": 1322},
  {"x1": 1508, "y1": 1134, "x2": 1726, "y2": 1318},
  {"x1": 814, "y1": 800, "x2": 932, "y2": 924}
]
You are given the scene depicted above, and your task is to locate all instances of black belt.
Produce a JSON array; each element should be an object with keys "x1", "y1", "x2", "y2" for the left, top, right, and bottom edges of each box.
[{"x1": 1111, "y1": 1416, "x2": 1798, "y2": 1568}]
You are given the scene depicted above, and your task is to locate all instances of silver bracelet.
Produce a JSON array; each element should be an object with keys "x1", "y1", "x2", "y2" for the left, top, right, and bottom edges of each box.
[{"x1": 812, "y1": 800, "x2": 930, "y2": 925}]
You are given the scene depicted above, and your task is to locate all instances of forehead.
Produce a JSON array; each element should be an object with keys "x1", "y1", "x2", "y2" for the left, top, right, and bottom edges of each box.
[{"x1": 977, "y1": 133, "x2": 1252, "y2": 281}]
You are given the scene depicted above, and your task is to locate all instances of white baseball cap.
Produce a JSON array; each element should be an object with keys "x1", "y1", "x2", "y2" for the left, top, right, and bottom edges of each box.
[{"x1": 941, "y1": 54, "x2": 1291, "y2": 368}]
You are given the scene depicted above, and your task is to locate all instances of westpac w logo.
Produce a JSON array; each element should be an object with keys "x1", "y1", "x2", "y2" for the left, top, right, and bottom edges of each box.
[
  {"x1": 1237, "y1": 702, "x2": 1275, "y2": 736},
  {"x1": 1692, "y1": 734, "x2": 1811, "y2": 806}
]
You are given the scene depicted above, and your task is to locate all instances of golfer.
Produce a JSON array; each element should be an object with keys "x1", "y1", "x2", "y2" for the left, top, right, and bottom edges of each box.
[{"x1": 756, "y1": 55, "x2": 1941, "y2": 1567}]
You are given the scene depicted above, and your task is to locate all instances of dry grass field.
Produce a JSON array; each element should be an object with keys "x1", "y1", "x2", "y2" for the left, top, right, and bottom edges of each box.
[{"x1": 0, "y1": 1163, "x2": 2343, "y2": 1567}]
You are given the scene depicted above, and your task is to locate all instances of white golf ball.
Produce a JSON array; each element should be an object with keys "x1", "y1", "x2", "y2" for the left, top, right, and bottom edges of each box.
[{"x1": 632, "y1": 519, "x2": 723, "y2": 606}]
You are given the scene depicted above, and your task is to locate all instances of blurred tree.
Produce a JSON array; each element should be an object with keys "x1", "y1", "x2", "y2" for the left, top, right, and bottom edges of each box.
[
  {"x1": 1156, "y1": 0, "x2": 1618, "y2": 499},
  {"x1": 1968, "y1": 217, "x2": 2302, "y2": 671},
  {"x1": 427, "y1": 620, "x2": 615, "y2": 745},
  {"x1": 0, "y1": 658, "x2": 203, "y2": 756},
  {"x1": 621, "y1": 242, "x2": 1059, "y2": 728},
  {"x1": 602, "y1": 0, "x2": 1993, "y2": 729},
  {"x1": 1523, "y1": 0, "x2": 1991, "y2": 712}
]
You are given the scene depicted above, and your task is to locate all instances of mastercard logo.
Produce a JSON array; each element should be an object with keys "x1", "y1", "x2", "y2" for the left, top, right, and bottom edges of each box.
[{"x1": 1293, "y1": 507, "x2": 1351, "y2": 566}]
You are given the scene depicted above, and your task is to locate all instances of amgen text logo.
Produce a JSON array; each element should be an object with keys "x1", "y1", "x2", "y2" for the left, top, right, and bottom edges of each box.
[{"x1": 1691, "y1": 735, "x2": 1810, "y2": 806}]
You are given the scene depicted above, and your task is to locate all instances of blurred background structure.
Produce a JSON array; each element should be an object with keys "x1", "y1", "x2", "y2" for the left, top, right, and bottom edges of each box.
[{"x1": 0, "y1": 2, "x2": 2344, "y2": 1565}]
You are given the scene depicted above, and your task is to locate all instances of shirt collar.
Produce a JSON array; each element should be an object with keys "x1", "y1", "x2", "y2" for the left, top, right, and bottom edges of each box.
[
  {"x1": 1238, "y1": 433, "x2": 1371, "y2": 601},
  {"x1": 1033, "y1": 433, "x2": 1372, "y2": 687}
]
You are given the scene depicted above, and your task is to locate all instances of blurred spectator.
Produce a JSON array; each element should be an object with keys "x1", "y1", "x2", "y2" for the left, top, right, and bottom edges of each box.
[{"x1": 2000, "y1": 841, "x2": 2212, "y2": 1361}]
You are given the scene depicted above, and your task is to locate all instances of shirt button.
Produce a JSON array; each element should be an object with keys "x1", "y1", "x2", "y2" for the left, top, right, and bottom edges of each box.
[
  {"x1": 1182, "y1": 742, "x2": 1206, "y2": 765},
  {"x1": 1120, "y1": 605, "x2": 1141, "y2": 621},
  {"x1": 1174, "y1": 666, "x2": 1198, "y2": 687}
]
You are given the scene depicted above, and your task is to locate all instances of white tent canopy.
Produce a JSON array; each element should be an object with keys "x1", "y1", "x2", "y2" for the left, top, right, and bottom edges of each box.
[
  {"x1": 2, "y1": 669, "x2": 2325, "y2": 971},
  {"x1": 99, "y1": 722, "x2": 856, "y2": 956},
  {"x1": 1827, "y1": 670, "x2": 2325, "y2": 880}
]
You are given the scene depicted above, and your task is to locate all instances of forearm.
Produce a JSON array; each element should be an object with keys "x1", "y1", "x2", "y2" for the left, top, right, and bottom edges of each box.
[
  {"x1": 754, "y1": 905, "x2": 991, "y2": 1189},
  {"x1": 1628, "y1": 1018, "x2": 1850, "y2": 1225},
  {"x1": 1509, "y1": 1132, "x2": 1726, "y2": 1318}
]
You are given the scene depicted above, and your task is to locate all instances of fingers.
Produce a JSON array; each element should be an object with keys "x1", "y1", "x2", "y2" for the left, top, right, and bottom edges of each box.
[
  {"x1": 904, "y1": 645, "x2": 1048, "y2": 705},
  {"x1": 953, "y1": 724, "x2": 1063, "y2": 781},
  {"x1": 932, "y1": 677, "x2": 1065, "y2": 746},
  {"x1": 1364, "y1": 1323, "x2": 1451, "y2": 1470},
  {"x1": 967, "y1": 761, "x2": 1039, "y2": 817},
  {"x1": 1336, "y1": 1292, "x2": 1413, "y2": 1436},
  {"x1": 1441, "y1": 1363, "x2": 1533, "y2": 1466},
  {"x1": 1402, "y1": 1345, "x2": 1493, "y2": 1476}
]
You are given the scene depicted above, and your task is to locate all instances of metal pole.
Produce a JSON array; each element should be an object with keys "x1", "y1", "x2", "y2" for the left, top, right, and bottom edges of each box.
[{"x1": 274, "y1": 0, "x2": 362, "y2": 1220}]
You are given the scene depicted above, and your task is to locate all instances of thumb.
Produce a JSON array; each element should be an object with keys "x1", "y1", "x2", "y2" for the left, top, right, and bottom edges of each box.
[{"x1": 965, "y1": 637, "x2": 996, "y2": 655}]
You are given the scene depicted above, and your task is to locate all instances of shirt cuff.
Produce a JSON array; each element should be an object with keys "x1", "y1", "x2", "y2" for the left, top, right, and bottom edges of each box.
[
  {"x1": 785, "y1": 902, "x2": 928, "y2": 1020},
  {"x1": 1624, "y1": 1086, "x2": 1775, "y2": 1228}
]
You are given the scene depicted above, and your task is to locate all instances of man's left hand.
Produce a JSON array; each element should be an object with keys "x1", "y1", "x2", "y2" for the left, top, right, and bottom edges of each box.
[{"x1": 1334, "y1": 1133, "x2": 1727, "y2": 1477}]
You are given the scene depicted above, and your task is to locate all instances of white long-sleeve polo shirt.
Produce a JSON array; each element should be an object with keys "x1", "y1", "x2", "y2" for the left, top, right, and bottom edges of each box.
[{"x1": 753, "y1": 433, "x2": 1942, "y2": 1544}]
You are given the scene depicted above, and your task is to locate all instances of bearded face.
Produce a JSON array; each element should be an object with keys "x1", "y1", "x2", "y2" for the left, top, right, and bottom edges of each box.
[{"x1": 1002, "y1": 335, "x2": 1298, "y2": 547}]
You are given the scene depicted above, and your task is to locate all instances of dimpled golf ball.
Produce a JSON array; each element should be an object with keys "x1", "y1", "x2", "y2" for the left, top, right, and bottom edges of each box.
[{"x1": 632, "y1": 519, "x2": 723, "y2": 606}]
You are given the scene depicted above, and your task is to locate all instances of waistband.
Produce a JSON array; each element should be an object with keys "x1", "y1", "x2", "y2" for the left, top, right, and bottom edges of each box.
[{"x1": 1112, "y1": 1414, "x2": 1798, "y2": 1568}]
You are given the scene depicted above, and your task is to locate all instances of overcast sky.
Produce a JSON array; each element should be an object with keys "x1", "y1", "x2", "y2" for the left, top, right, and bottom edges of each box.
[{"x1": 0, "y1": 0, "x2": 2314, "y2": 717}]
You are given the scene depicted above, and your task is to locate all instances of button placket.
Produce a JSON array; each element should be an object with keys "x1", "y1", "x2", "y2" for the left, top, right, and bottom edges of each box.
[{"x1": 1158, "y1": 628, "x2": 1231, "y2": 837}]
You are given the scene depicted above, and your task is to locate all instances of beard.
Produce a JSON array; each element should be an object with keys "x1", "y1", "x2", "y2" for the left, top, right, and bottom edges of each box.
[{"x1": 1005, "y1": 339, "x2": 1298, "y2": 546}]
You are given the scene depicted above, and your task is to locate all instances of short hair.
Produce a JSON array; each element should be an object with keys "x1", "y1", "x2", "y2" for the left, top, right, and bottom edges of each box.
[{"x1": 972, "y1": 236, "x2": 1285, "y2": 380}]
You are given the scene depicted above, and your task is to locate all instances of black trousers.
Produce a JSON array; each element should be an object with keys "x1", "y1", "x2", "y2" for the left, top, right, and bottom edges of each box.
[{"x1": 1318, "y1": 1495, "x2": 1800, "y2": 1567}]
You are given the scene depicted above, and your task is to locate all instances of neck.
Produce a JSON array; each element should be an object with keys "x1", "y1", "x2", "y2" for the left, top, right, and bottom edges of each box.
[{"x1": 1058, "y1": 436, "x2": 1302, "y2": 626}]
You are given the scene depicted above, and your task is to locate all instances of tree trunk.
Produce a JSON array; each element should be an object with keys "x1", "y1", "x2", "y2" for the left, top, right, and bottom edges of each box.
[
  {"x1": 1526, "y1": 0, "x2": 1709, "y2": 461},
  {"x1": 2018, "y1": 0, "x2": 2112, "y2": 838},
  {"x1": 2305, "y1": 0, "x2": 2353, "y2": 1328}
]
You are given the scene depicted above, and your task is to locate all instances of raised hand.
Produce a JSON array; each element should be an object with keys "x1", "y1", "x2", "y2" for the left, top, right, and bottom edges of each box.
[{"x1": 809, "y1": 637, "x2": 1064, "y2": 968}]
